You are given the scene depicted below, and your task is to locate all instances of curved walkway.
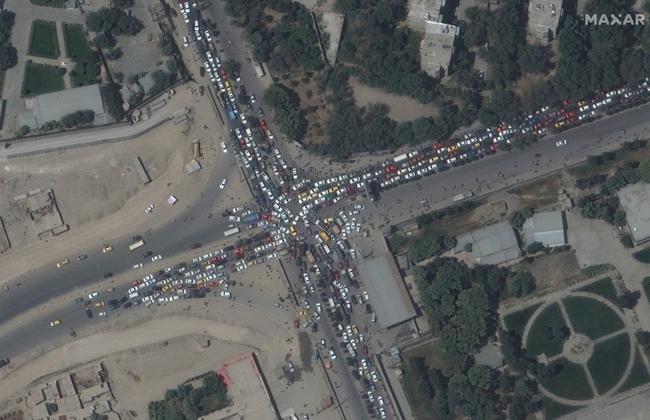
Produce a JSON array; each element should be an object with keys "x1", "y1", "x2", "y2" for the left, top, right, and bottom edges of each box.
[{"x1": 523, "y1": 291, "x2": 635, "y2": 407}]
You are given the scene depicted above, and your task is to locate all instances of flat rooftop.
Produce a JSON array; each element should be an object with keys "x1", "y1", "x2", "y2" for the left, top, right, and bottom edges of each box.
[
  {"x1": 19, "y1": 84, "x2": 108, "y2": 129},
  {"x1": 357, "y1": 254, "x2": 417, "y2": 329},
  {"x1": 618, "y1": 183, "x2": 650, "y2": 244},
  {"x1": 407, "y1": 0, "x2": 445, "y2": 32},
  {"x1": 201, "y1": 353, "x2": 278, "y2": 420},
  {"x1": 420, "y1": 21, "x2": 459, "y2": 77},
  {"x1": 455, "y1": 220, "x2": 521, "y2": 265},
  {"x1": 527, "y1": 0, "x2": 563, "y2": 44}
]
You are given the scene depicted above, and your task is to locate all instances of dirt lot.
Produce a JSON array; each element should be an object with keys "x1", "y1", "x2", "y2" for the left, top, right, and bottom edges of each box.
[
  {"x1": 349, "y1": 76, "x2": 439, "y2": 122},
  {"x1": 511, "y1": 250, "x2": 582, "y2": 290},
  {"x1": 508, "y1": 173, "x2": 564, "y2": 208},
  {"x1": 0, "y1": 117, "x2": 186, "y2": 249},
  {"x1": 105, "y1": 335, "x2": 252, "y2": 415}
]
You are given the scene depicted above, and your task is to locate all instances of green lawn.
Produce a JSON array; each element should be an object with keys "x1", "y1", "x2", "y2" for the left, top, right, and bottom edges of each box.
[
  {"x1": 633, "y1": 247, "x2": 650, "y2": 263},
  {"x1": 542, "y1": 398, "x2": 583, "y2": 420},
  {"x1": 29, "y1": 0, "x2": 67, "y2": 7},
  {"x1": 28, "y1": 20, "x2": 60, "y2": 59},
  {"x1": 526, "y1": 303, "x2": 568, "y2": 358},
  {"x1": 62, "y1": 23, "x2": 92, "y2": 60},
  {"x1": 537, "y1": 358, "x2": 593, "y2": 401},
  {"x1": 503, "y1": 303, "x2": 542, "y2": 338},
  {"x1": 643, "y1": 277, "x2": 650, "y2": 304},
  {"x1": 70, "y1": 60, "x2": 100, "y2": 87},
  {"x1": 564, "y1": 296, "x2": 625, "y2": 340},
  {"x1": 22, "y1": 61, "x2": 64, "y2": 96},
  {"x1": 587, "y1": 333, "x2": 631, "y2": 394},
  {"x1": 617, "y1": 348, "x2": 650, "y2": 394},
  {"x1": 576, "y1": 277, "x2": 619, "y2": 305}
]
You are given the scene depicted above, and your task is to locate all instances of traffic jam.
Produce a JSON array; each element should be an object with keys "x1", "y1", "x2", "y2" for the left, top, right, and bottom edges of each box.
[{"x1": 49, "y1": 2, "x2": 650, "y2": 419}]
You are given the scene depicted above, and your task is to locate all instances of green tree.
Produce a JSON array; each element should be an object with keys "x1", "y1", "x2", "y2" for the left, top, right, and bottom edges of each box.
[
  {"x1": 510, "y1": 207, "x2": 533, "y2": 230},
  {"x1": 0, "y1": 45, "x2": 17, "y2": 70},
  {"x1": 518, "y1": 44, "x2": 550, "y2": 74},
  {"x1": 479, "y1": 88, "x2": 521, "y2": 127},
  {"x1": 100, "y1": 83, "x2": 125, "y2": 120},
  {"x1": 617, "y1": 290, "x2": 641, "y2": 309},
  {"x1": 526, "y1": 241, "x2": 545, "y2": 254},
  {"x1": 511, "y1": 271, "x2": 536, "y2": 297},
  {"x1": 467, "y1": 365, "x2": 495, "y2": 390}
]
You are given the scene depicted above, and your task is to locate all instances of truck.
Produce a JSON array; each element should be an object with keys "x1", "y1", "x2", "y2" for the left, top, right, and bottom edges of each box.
[
  {"x1": 453, "y1": 191, "x2": 474, "y2": 202},
  {"x1": 224, "y1": 227, "x2": 240, "y2": 237},
  {"x1": 318, "y1": 230, "x2": 330, "y2": 243},
  {"x1": 252, "y1": 60, "x2": 265, "y2": 78},
  {"x1": 129, "y1": 240, "x2": 145, "y2": 251},
  {"x1": 305, "y1": 250, "x2": 316, "y2": 264},
  {"x1": 328, "y1": 297, "x2": 336, "y2": 309},
  {"x1": 393, "y1": 153, "x2": 408, "y2": 163}
]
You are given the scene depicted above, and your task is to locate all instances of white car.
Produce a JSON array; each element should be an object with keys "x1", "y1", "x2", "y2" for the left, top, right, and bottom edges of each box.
[
  {"x1": 219, "y1": 179, "x2": 227, "y2": 189},
  {"x1": 145, "y1": 203, "x2": 155, "y2": 213},
  {"x1": 556, "y1": 139, "x2": 567, "y2": 147},
  {"x1": 250, "y1": 94, "x2": 256, "y2": 104},
  {"x1": 221, "y1": 142, "x2": 228, "y2": 153},
  {"x1": 133, "y1": 263, "x2": 143, "y2": 269},
  {"x1": 204, "y1": 29, "x2": 212, "y2": 42},
  {"x1": 329, "y1": 349, "x2": 337, "y2": 360},
  {"x1": 151, "y1": 254, "x2": 162, "y2": 262},
  {"x1": 221, "y1": 290, "x2": 231, "y2": 298},
  {"x1": 88, "y1": 291, "x2": 99, "y2": 299},
  {"x1": 98, "y1": 311, "x2": 107, "y2": 317}
]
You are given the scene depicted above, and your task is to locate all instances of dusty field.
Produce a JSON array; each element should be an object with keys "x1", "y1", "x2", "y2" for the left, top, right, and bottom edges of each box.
[
  {"x1": 508, "y1": 173, "x2": 564, "y2": 208},
  {"x1": 512, "y1": 250, "x2": 582, "y2": 290},
  {"x1": 105, "y1": 335, "x2": 252, "y2": 416},
  {"x1": 349, "y1": 76, "x2": 439, "y2": 122},
  {"x1": 0, "y1": 119, "x2": 185, "y2": 249}
]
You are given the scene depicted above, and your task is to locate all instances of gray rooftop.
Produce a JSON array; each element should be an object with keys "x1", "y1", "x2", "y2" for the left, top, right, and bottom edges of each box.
[
  {"x1": 357, "y1": 254, "x2": 416, "y2": 329},
  {"x1": 420, "y1": 21, "x2": 459, "y2": 78},
  {"x1": 527, "y1": 0, "x2": 563, "y2": 44},
  {"x1": 407, "y1": 0, "x2": 445, "y2": 32},
  {"x1": 618, "y1": 183, "x2": 650, "y2": 244},
  {"x1": 522, "y1": 211, "x2": 566, "y2": 247},
  {"x1": 19, "y1": 84, "x2": 108, "y2": 129},
  {"x1": 455, "y1": 221, "x2": 521, "y2": 265}
]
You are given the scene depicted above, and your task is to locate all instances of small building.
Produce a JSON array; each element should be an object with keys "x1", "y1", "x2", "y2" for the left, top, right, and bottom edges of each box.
[
  {"x1": 420, "y1": 21, "x2": 460, "y2": 78},
  {"x1": 618, "y1": 183, "x2": 650, "y2": 245},
  {"x1": 18, "y1": 84, "x2": 109, "y2": 130},
  {"x1": 527, "y1": 0, "x2": 563, "y2": 44},
  {"x1": 455, "y1": 221, "x2": 521, "y2": 265},
  {"x1": 522, "y1": 211, "x2": 566, "y2": 247},
  {"x1": 407, "y1": 0, "x2": 446, "y2": 32}
]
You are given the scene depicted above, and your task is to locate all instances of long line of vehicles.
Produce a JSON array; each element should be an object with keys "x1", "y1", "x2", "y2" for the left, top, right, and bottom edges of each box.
[{"x1": 47, "y1": 2, "x2": 650, "y2": 419}]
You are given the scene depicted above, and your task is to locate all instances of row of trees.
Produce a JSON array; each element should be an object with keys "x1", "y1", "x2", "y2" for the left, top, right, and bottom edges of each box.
[
  {"x1": 0, "y1": 10, "x2": 17, "y2": 71},
  {"x1": 86, "y1": 7, "x2": 144, "y2": 37},
  {"x1": 226, "y1": 0, "x2": 323, "y2": 74},
  {"x1": 264, "y1": 83, "x2": 307, "y2": 140}
]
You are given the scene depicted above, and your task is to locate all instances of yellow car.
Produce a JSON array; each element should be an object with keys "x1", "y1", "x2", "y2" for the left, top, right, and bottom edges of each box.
[
  {"x1": 351, "y1": 324, "x2": 359, "y2": 335},
  {"x1": 102, "y1": 245, "x2": 113, "y2": 253},
  {"x1": 56, "y1": 259, "x2": 69, "y2": 268},
  {"x1": 296, "y1": 309, "x2": 308, "y2": 317},
  {"x1": 94, "y1": 301, "x2": 105, "y2": 308},
  {"x1": 49, "y1": 320, "x2": 61, "y2": 327},
  {"x1": 289, "y1": 225, "x2": 298, "y2": 237}
]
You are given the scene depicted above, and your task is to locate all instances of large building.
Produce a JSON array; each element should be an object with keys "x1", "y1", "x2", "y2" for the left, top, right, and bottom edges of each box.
[
  {"x1": 420, "y1": 21, "x2": 460, "y2": 78},
  {"x1": 357, "y1": 254, "x2": 417, "y2": 329},
  {"x1": 527, "y1": 0, "x2": 563, "y2": 44},
  {"x1": 618, "y1": 183, "x2": 650, "y2": 245},
  {"x1": 522, "y1": 211, "x2": 566, "y2": 247},
  {"x1": 18, "y1": 84, "x2": 108, "y2": 130},
  {"x1": 455, "y1": 221, "x2": 521, "y2": 265}
]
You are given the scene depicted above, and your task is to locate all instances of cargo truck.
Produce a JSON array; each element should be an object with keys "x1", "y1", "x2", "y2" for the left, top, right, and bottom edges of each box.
[
  {"x1": 393, "y1": 153, "x2": 408, "y2": 163},
  {"x1": 224, "y1": 227, "x2": 240, "y2": 237},
  {"x1": 129, "y1": 240, "x2": 145, "y2": 251},
  {"x1": 453, "y1": 191, "x2": 474, "y2": 202}
]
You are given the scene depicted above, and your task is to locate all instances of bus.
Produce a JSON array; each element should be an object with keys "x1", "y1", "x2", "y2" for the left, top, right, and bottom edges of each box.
[{"x1": 129, "y1": 240, "x2": 145, "y2": 251}]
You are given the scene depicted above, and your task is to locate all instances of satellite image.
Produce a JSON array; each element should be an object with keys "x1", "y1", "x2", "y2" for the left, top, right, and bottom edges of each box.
[{"x1": 1, "y1": 0, "x2": 650, "y2": 419}]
